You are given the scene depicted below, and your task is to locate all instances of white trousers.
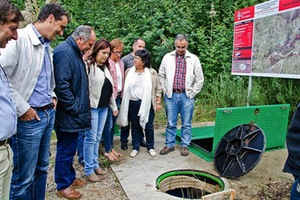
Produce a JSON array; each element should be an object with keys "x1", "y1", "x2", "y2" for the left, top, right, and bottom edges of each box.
[{"x1": 0, "y1": 144, "x2": 13, "y2": 200}]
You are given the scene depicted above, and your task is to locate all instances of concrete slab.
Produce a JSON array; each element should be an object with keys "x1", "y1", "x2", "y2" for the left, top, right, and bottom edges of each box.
[{"x1": 111, "y1": 127, "x2": 220, "y2": 200}]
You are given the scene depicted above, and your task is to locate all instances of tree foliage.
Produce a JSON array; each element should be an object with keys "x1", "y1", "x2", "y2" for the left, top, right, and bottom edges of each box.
[
  {"x1": 11, "y1": 0, "x2": 300, "y2": 119},
  {"x1": 11, "y1": 0, "x2": 264, "y2": 73}
]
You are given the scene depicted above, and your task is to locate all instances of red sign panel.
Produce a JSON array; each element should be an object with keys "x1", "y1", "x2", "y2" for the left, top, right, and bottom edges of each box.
[
  {"x1": 233, "y1": 21, "x2": 253, "y2": 48},
  {"x1": 234, "y1": 6, "x2": 255, "y2": 22},
  {"x1": 279, "y1": 0, "x2": 300, "y2": 11}
]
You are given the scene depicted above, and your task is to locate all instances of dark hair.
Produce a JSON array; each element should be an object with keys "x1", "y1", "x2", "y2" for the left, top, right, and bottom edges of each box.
[
  {"x1": 89, "y1": 39, "x2": 111, "y2": 69},
  {"x1": 37, "y1": 3, "x2": 70, "y2": 23},
  {"x1": 131, "y1": 38, "x2": 145, "y2": 46},
  {"x1": 0, "y1": 0, "x2": 24, "y2": 24},
  {"x1": 135, "y1": 49, "x2": 151, "y2": 68}
]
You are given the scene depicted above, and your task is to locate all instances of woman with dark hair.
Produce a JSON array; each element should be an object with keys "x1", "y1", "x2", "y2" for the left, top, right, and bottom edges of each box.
[
  {"x1": 117, "y1": 49, "x2": 162, "y2": 158},
  {"x1": 84, "y1": 39, "x2": 118, "y2": 182}
]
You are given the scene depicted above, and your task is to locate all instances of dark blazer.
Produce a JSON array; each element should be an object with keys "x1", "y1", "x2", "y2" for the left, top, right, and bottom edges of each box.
[
  {"x1": 283, "y1": 103, "x2": 300, "y2": 177},
  {"x1": 53, "y1": 36, "x2": 91, "y2": 132}
]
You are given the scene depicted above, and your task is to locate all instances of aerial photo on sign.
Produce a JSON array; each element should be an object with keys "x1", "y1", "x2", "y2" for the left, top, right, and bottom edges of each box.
[{"x1": 232, "y1": 0, "x2": 300, "y2": 79}]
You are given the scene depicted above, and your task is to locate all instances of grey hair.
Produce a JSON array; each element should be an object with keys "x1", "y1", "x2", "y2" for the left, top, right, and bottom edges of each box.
[
  {"x1": 72, "y1": 25, "x2": 94, "y2": 42},
  {"x1": 175, "y1": 34, "x2": 188, "y2": 42}
]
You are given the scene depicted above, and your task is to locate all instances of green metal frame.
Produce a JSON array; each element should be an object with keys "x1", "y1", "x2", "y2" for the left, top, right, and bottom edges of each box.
[
  {"x1": 176, "y1": 104, "x2": 290, "y2": 161},
  {"x1": 114, "y1": 125, "x2": 120, "y2": 136}
]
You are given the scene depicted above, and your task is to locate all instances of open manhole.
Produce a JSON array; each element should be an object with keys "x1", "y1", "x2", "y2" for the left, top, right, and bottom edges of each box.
[{"x1": 156, "y1": 169, "x2": 225, "y2": 199}]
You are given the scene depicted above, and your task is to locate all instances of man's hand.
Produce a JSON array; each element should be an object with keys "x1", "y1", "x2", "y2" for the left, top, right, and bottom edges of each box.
[
  {"x1": 52, "y1": 98, "x2": 57, "y2": 110},
  {"x1": 19, "y1": 107, "x2": 40, "y2": 121}
]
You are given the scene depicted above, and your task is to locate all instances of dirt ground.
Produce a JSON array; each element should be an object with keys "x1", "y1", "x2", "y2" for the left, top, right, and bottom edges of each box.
[
  {"x1": 227, "y1": 148, "x2": 293, "y2": 200},
  {"x1": 45, "y1": 138, "x2": 293, "y2": 200},
  {"x1": 46, "y1": 139, "x2": 129, "y2": 200}
]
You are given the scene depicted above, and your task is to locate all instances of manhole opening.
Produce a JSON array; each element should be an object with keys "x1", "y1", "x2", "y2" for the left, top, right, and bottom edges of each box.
[
  {"x1": 156, "y1": 170, "x2": 224, "y2": 199},
  {"x1": 191, "y1": 138, "x2": 214, "y2": 152},
  {"x1": 176, "y1": 135, "x2": 214, "y2": 153}
]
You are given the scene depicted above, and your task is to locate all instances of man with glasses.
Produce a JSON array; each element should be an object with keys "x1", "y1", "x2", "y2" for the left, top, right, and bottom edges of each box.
[
  {"x1": 158, "y1": 34, "x2": 204, "y2": 156},
  {"x1": 120, "y1": 38, "x2": 147, "y2": 150},
  {"x1": 0, "y1": 1, "x2": 23, "y2": 199}
]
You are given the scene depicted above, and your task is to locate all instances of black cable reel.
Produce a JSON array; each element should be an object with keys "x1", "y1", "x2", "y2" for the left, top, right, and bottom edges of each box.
[{"x1": 213, "y1": 122, "x2": 265, "y2": 178}]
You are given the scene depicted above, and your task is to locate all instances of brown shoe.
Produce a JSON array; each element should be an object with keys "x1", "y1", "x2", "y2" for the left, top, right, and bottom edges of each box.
[
  {"x1": 159, "y1": 146, "x2": 175, "y2": 155},
  {"x1": 56, "y1": 187, "x2": 82, "y2": 200},
  {"x1": 71, "y1": 178, "x2": 86, "y2": 188},
  {"x1": 181, "y1": 147, "x2": 189, "y2": 156},
  {"x1": 87, "y1": 173, "x2": 100, "y2": 182},
  {"x1": 95, "y1": 168, "x2": 107, "y2": 175}
]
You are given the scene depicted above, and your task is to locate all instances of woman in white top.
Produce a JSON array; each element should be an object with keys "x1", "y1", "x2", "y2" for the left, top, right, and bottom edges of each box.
[
  {"x1": 84, "y1": 39, "x2": 118, "y2": 182},
  {"x1": 118, "y1": 49, "x2": 162, "y2": 158}
]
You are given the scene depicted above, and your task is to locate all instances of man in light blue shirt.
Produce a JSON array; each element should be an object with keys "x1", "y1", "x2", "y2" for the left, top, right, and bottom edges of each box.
[
  {"x1": 0, "y1": 3, "x2": 69, "y2": 200},
  {"x1": 0, "y1": 1, "x2": 23, "y2": 199}
]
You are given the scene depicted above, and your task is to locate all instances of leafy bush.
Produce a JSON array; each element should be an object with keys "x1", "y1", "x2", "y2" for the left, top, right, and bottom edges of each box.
[{"x1": 11, "y1": 0, "x2": 300, "y2": 122}]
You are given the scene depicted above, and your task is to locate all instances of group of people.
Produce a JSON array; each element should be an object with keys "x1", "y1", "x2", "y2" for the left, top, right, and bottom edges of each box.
[
  {"x1": 5, "y1": 1, "x2": 300, "y2": 200},
  {"x1": 0, "y1": 1, "x2": 206, "y2": 200}
]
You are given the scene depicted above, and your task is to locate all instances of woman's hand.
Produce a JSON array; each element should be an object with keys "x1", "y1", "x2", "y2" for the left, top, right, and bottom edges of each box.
[
  {"x1": 156, "y1": 104, "x2": 162, "y2": 112},
  {"x1": 112, "y1": 110, "x2": 118, "y2": 116},
  {"x1": 156, "y1": 96, "x2": 161, "y2": 104},
  {"x1": 156, "y1": 96, "x2": 162, "y2": 111}
]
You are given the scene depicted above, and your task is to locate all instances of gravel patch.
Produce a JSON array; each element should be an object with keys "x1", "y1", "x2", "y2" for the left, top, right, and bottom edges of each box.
[{"x1": 46, "y1": 140, "x2": 128, "y2": 200}]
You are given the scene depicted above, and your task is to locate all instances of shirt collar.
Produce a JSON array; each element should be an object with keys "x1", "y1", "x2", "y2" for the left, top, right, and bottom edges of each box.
[
  {"x1": 130, "y1": 53, "x2": 134, "y2": 60},
  {"x1": 171, "y1": 50, "x2": 191, "y2": 58},
  {"x1": 30, "y1": 24, "x2": 51, "y2": 47},
  {"x1": 176, "y1": 53, "x2": 185, "y2": 59}
]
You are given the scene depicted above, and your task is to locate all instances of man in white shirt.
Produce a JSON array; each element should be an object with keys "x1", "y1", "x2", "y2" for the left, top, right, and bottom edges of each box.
[
  {"x1": 0, "y1": 3, "x2": 69, "y2": 199},
  {"x1": 158, "y1": 34, "x2": 204, "y2": 156}
]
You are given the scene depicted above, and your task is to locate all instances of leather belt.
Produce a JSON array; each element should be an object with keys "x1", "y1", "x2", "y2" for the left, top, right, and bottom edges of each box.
[
  {"x1": 0, "y1": 138, "x2": 9, "y2": 146},
  {"x1": 32, "y1": 103, "x2": 54, "y2": 111},
  {"x1": 173, "y1": 89, "x2": 185, "y2": 93},
  {"x1": 117, "y1": 92, "x2": 121, "y2": 97}
]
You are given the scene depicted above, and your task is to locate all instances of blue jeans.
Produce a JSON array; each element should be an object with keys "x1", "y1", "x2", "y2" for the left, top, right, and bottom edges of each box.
[
  {"x1": 103, "y1": 96, "x2": 121, "y2": 152},
  {"x1": 128, "y1": 100, "x2": 155, "y2": 151},
  {"x1": 164, "y1": 93, "x2": 194, "y2": 148},
  {"x1": 84, "y1": 107, "x2": 108, "y2": 176},
  {"x1": 10, "y1": 108, "x2": 55, "y2": 200},
  {"x1": 291, "y1": 176, "x2": 300, "y2": 200},
  {"x1": 55, "y1": 131, "x2": 78, "y2": 191},
  {"x1": 77, "y1": 131, "x2": 85, "y2": 164}
]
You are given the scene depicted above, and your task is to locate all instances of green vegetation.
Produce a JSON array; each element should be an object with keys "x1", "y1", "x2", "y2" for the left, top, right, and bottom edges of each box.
[{"x1": 12, "y1": 0, "x2": 300, "y2": 123}]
